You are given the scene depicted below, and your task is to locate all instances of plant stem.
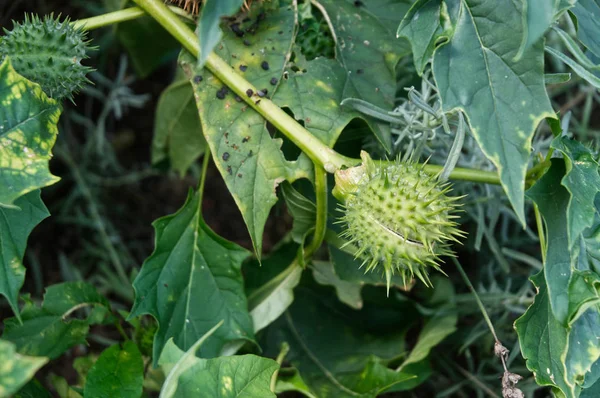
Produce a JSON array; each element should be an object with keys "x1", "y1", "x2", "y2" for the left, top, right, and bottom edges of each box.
[
  {"x1": 534, "y1": 204, "x2": 547, "y2": 263},
  {"x1": 304, "y1": 165, "x2": 328, "y2": 259},
  {"x1": 72, "y1": 5, "x2": 192, "y2": 31},
  {"x1": 270, "y1": 343, "x2": 290, "y2": 392}
]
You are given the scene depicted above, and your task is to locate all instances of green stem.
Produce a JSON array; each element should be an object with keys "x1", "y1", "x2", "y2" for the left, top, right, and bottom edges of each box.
[
  {"x1": 304, "y1": 165, "x2": 328, "y2": 259},
  {"x1": 534, "y1": 204, "x2": 547, "y2": 264},
  {"x1": 270, "y1": 343, "x2": 290, "y2": 392},
  {"x1": 72, "y1": 5, "x2": 192, "y2": 31}
]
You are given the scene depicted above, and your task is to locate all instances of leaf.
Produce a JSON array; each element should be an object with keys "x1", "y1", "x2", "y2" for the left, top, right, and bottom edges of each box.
[
  {"x1": 0, "y1": 339, "x2": 47, "y2": 398},
  {"x1": 2, "y1": 282, "x2": 110, "y2": 359},
  {"x1": 527, "y1": 159, "x2": 572, "y2": 324},
  {"x1": 275, "y1": 367, "x2": 318, "y2": 398},
  {"x1": 197, "y1": 0, "x2": 244, "y2": 67},
  {"x1": 397, "y1": 0, "x2": 446, "y2": 75},
  {"x1": 274, "y1": 56, "x2": 361, "y2": 147},
  {"x1": 315, "y1": 0, "x2": 413, "y2": 151},
  {"x1": 159, "y1": 330, "x2": 278, "y2": 398},
  {"x1": 571, "y1": 0, "x2": 600, "y2": 58},
  {"x1": 517, "y1": 0, "x2": 575, "y2": 58},
  {"x1": 515, "y1": 270, "x2": 600, "y2": 397},
  {"x1": 262, "y1": 283, "x2": 418, "y2": 398},
  {"x1": 551, "y1": 136, "x2": 600, "y2": 250},
  {"x1": 245, "y1": 241, "x2": 303, "y2": 333},
  {"x1": 152, "y1": 75, "x2": 206, "y2": 175},
  {"x1": 0, "y1": 58, "x2": 61, "y2": 208},
  {"x1": 403, "y1": 0, "x2": 554, "y2": 224},
  {"x1": 546, "y1": 46, "x2": 600, "y2": 89},
  {"x1": 328, "y1": 244, "x2": 405, "y2": 287},
  {"x1": 400, "y1": 311, "x2": 457, "y2": 368},
  {"x1": 13, "y1": 379, "x2": 52, "y2": 398},
  {"x1": 311, "y1": 261, "x2": 363, "y2": 309},
  {"x1": 83, "y1": 342, "x2": 143, "y2": 398},
  {"x1": 0, "y1": 190, "x2": 49, "y2": 319},
  {"x1": 281, "y1": 182, "x2": 316, "y2": 245},
  {"x1": 115, "y1": 16, "x2": 180, "y2": 78},
  {"x1": 130, "y1": 190, "x2": 255, "y2": 363},
  {"x1": 182, "y1": 3, "x2": 308, "y2": 257}
]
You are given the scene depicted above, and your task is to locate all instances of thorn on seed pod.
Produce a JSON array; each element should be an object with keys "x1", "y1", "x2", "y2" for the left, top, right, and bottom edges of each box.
[{"x1": 334, "y1": 151, "x2": 465, "y2": 294}]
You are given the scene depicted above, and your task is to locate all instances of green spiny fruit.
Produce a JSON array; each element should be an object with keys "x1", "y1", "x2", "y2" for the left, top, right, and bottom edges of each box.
[
  {"x1": 0, "y1": 14, "x2": 93, "y2": 101},
  {"x1": 334, "y1": 151, "x2": 465, "y2": 292}
]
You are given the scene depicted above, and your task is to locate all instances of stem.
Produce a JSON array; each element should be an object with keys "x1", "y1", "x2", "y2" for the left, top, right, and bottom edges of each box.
[
  {"x1": 72, "y1": 5, "x2": 192, "y2": 31},
  {"x1": 534, "y1": 204, "x2": 547, "y2": 264},
  {"x1": 304, "y1": 165, "x2": 328, "y2": 259},
  {"x1": 270, "y1": 343, "x2": 290, "y2": 392}
]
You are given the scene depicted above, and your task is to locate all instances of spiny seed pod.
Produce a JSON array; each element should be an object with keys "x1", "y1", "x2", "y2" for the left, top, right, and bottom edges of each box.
[
  {"x1": 0, "y1": 14, "x2": 93, "y2": 101},
  {"x1": 334, "y1": 151, "x2": 465, "y2": 293}
]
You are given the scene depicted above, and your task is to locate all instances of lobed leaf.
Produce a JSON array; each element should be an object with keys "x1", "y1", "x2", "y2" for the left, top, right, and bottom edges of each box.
[
  {"x1": 0, "y1": 58, "x2": 61, "y2": 208},
  {"x1": 130, "y1": 190, "x2": 255, "y2": 363},
  {"x1": 0, "y1": 339, "x2": 47, "y2": 398}
]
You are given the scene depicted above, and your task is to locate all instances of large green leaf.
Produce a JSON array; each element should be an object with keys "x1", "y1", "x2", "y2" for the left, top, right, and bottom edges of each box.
[
  {"x1": 402, "y1": 0, "x2": 555, "y2": 224},
  {"x1": 517, "y1": 0, "x2": 574, "y2": 58},
  {"x1": 315, "y1": 0, "x2": 413, "y2": 151},
  {"x1": 152, "y1": 75, "x2": 205, "y2": 175},
  {"x1": 0, "y1": 339, "x2": 47, "y2": 398},
  {"x1": 159, "y1": 334, "x2": 278, "y2": 398},
  {"x1": 197, "y1": 0, "x2": 244, "y2": 67},
  {"x1": 527, "y1": 159, "x2": 572, "y2": 324},
  {"x1": 551, "y1": 136, "x2": 600, "y2": 251},
  {"x1": 130, "y1": 190, "x2": 255, "y2": 363},
  {"x1": 515, "y1": 271, "x2": 600, "y2": 398},
  {"x1": 262, "y1": 282, "x2": 420, "y2": 397},
  {"x1": 571, "y1": 0, "x2": 600, "y2": 58},
  {"x1": 182, "y1": 2, "x2": 307, "y2": 257},
  {"x1": 83, "y1": 342, "x2": 143, "y2": 398},
  {"x1": 274, "y1": 56, "x2": 361, "y2": 147},
  {"x1": 2, "y1": 282, "x2": 109, "y2": 359},
  {"x1": 0, "y1": 58, "x2": 61, "y2": 208},
  {"x1": 0, "y1": 190, "x2": 49, "y2": 319}
]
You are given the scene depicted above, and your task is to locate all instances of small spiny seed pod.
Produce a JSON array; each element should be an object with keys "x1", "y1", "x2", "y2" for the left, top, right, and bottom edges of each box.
[
  {"x1": 0, "y1": 14, "x2": 93, "y2": 101},
  {"x1": 334, "y1": 151, "x2": 465, "y2": 293}
]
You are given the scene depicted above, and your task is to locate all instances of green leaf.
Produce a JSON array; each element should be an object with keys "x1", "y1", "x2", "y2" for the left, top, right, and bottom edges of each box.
[
  {"x1": 517, "y1": 0, "x2": 574, "y2": 58},
  {"x1": 0, "y1": 190, "x2": 49, "y2": 319},
  {"x1": 551, "y1": 136, "x2": 600, "y2": 250},
  {"x1": 83, "y1": 342, "x2": 143, "y2": 398},
  {"x1": 527, "y1": 159, "x2": 572, "y2": 324},
  {"x1": 316, "y1": 0, "x2": 413, "y2": 151},
  {"x1": 546, "y1": 46, "x2": 600, "y2": 89},
  {"x1": 13, "y1": 379, "x2": 52, "y2": 398},
  {"x1": 328, "y1": 244, "x2": 405, "y2": 287},
  {"x1": 400, "y1": 311, "x2": 457, "y2": 368},
  {"x1": 197, "y1": 0, "x2": 243, "y2": 67},
  {"x1": 262, "y1": 283, "x2": 417, "y2": 397},
  {"x1": 245, "y1": 241, "x2": 303, "y2": 333},
  {"x1": 130, "y1": 190, "x2": 255, "y2": 363},
  {"x1": 312, "y1": 261, "x2": 363, "y2": 309},
  {"x1": 159, "y1": 329, "x2": 278, "y2": 398},
  {"x1": 281, "y1": 182, "x2": 316, "y2": 245},
  {"x1": 182, "y1": 3, "x2": 308, "y2": 257},
  {"x1": 275, "y1": 367, "x2": 318, "y2": 398},
  {"x1": 152, "y1": 75, "x2": 205, "y2": 175},
  {"x1": 2, "y1": 282, "x2": 109, "y2": 359},
  {"x1": 0, "y1": 339, "x2": 47, "y2": 398},
  {"x1": 571, "y1": 0, "x2": 600, "y2": 58},
  {"x1": 274, "y1": 56, "x2": 360, "y2": 147},
  {"x1": 407, "y1": 0, "x2": 555, "y2": 224},
  {"x1": 0, "y1": 58, "x2": 61, "y2": 208},
  {"x1": 397, "y1": 0, "x2": 446, "y2": 75},
  {"x1": 515, "y1": 270, "x2": 600, "y2": 397},
  {"x1": 116, "y1": 16, "x2": 180, "y2": 78}
]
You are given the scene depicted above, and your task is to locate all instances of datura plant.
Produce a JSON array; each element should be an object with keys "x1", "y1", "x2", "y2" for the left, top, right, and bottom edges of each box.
[{"x1": 0, "y1": 1, "x2": 599, "y2": 397}]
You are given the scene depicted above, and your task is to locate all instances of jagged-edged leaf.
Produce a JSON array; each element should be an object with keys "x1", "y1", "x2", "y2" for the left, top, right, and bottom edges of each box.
[
  {"x1": 152, "y1": 74, "x2": 205, "y2": 175},
  {"x1": 312, "y1": 261, "x2": 363, "y2": 309},
  {"x1": 397, "y1": 0, "x2": 447, "y2": 74},
  {"x1": 0, "y1": 339, "x2": 47, "y2": 398},
  {"x1": 517, "y1": 0, "x2": 574, "y2": 58},
  {"x1": 551, "y1": 136, "x2": 600, "y2": 250},
  {"x1": 197, "y1": 0, "x2": 244, "y2": 67},
  {"x1": 274, "y1": 56, "x2": 360, "y2": 147},
  {"x1": 571, "y1": 0, "x2": 600, "y2": 58},
  {"x1": 0, "y1": 58, "x2": 61, "y2": 208},
  {"x1": 159, "y1": 334, "x2": 278, "y2": 398},
  {"x1": 315, "y1": 0, "x2": 412, "y2": 151},
  {"x1": 402, "y1": 0, "x2": 555, "y2": 224},
  {"x1": 0, "y1": 190, "x2": 49, "y2": 319},
  {"x1": 515, "y1": 270, "x2": 600, "y2": 398},
  {"x1": 130, "y1": 190, "x2": 255, "y2": 363},
  {"x1": 182, "y1": 2, "x2": 308, "y2": 257},
  {"x1": 245, "y1": 241, "x2": 302, "y2": 333},
  {"x1": 2, "y1": 282, "x2": 109, "y2": 359},
  {"x1": 83, "y1": 342, "x2": 143, "y2": 398},
  {"x1": 526, "y1": 159, "x2": 572, "y2": 324},
  {"x1": 262, "y1": 282, "x2": 420, "y2": 397}
]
